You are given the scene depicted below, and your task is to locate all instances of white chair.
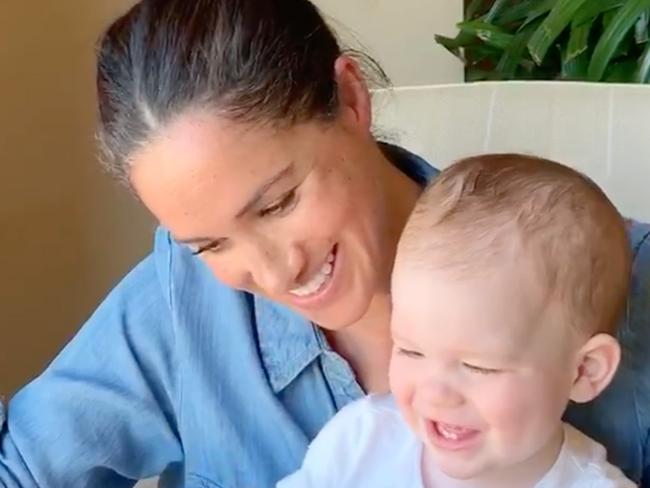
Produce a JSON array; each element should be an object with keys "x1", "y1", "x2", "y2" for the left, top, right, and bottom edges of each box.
[{"x1": 374, "y1": 81, "x2": 650, "y2": 222}]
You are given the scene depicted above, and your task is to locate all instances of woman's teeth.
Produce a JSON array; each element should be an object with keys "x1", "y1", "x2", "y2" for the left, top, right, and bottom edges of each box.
[{"x1": 289, "y1": 252, "x2": 335, "y2": 297}]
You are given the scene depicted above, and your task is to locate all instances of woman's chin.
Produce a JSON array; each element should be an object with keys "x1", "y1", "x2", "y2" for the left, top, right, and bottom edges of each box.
[{"x1": 301, "y1": 299, "x2": 371, "y2": 331}]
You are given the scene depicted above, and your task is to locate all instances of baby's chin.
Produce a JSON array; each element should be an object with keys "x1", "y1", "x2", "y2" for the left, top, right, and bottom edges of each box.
[
  {"x1": 439, "y1": 459, "x2": 484, "y2": 480},
  {"x1": 439, "y1": 466, "x2": 487, "y2": 483},
  {"x1": 425, "y1": 445, "x2": 493, "y2": 482}
]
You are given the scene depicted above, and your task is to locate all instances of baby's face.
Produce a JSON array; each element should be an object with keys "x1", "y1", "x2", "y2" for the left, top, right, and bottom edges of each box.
[{"x1": 389, "y1": 258, "x2": 582, "y2": 481}]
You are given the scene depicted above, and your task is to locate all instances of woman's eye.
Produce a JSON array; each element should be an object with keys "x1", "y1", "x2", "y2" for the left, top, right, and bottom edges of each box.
[
  {"x1": 463, "y1": 363, "x2": 501, "y2": 375},
  {"x1": 191, "y1": 241, "x2": 223, "y2": 256},
  {"x1": 396, "y1": 347, "x2": 425, "y2": 359},
  {"x1": 260, "y1": 188, "x2": 298, "y2": 217}
]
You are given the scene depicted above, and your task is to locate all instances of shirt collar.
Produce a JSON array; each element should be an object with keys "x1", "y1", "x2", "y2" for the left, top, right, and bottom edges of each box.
[
  {"x1": 255, "y1": 144, "x2": 437, "y2": 394},
  {"x1": 379, "y1": 142, "x2": 438, "y2": 186},
  {"x1": 254, "y1": 293, "x2": 324, "y2": 393}
]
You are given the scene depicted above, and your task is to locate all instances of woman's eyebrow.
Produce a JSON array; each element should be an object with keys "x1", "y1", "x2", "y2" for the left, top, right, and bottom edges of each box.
[
  {"x1": 235, "y1": 162, "x2": 295, "y2": 218},
  {"x1": 176, "y1": 163, "x2": 296, "y2": 245}
]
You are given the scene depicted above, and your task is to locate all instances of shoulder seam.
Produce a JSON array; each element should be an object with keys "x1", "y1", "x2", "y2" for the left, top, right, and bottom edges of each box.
[
  {"x1": 632, "y1": 229, "x2": 650, "y2": 260},
  {"x1": 155, "y1": 229, "x2": 184, "y2": 428}
]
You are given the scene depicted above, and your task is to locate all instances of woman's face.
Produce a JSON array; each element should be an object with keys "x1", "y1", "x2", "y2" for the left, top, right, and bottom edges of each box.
[{"x1": 130, "y1": 78, "x2": 395, "y2": 329}]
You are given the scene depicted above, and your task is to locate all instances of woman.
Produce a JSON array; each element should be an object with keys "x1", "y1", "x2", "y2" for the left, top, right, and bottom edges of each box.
[{"x1": 1, "y1": 0, "x2": 649, "y2": 487}]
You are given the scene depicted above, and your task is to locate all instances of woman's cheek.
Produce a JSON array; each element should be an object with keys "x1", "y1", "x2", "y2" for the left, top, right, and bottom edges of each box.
[{"x1": 288, "y1": 191, "x2": 346, "y2": 240}]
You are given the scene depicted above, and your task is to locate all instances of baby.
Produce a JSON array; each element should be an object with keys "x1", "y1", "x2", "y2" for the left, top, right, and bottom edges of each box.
[{"x1": 278, "y1": 154, "x2": 635, "y2": 487}]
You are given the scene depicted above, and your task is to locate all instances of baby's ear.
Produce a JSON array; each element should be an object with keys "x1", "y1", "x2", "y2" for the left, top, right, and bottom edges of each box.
[{"x1": 569, "y1": 334, "x2": 621, "y2": 403}]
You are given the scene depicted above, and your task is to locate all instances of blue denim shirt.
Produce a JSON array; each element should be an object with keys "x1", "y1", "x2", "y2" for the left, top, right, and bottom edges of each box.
[{"x1": 1, "y1": 146, "x2": 649, "y2": 488}]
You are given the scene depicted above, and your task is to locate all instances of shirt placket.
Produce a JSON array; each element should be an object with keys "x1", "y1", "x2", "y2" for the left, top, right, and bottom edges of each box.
[{"x1": 313, "y1": 326, "x2": 365, "y2": 410}]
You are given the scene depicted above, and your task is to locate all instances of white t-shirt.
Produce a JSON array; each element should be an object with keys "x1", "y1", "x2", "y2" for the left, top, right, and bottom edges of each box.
[{"x1": 277, "y1": 394, "x2": 636, "y2": 488}]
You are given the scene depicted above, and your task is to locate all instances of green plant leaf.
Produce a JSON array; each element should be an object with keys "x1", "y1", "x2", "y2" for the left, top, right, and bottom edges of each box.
[
  {"x1": 492, "y1": 0, "x2": 540, "y2": 25},
  {"x1": 520, "y1": 0, "x2": 559, "y2": 29},
  {"x1": 519, "y1": 58, "x2": 537, "y2": 71},
  {"x1": 528, "y1": 0, "x2": 591, "y2": 65},
  {"x1": 457, "y1": 20, "x2": 514, "y2": 50},
  {"x1": 603, "y1": 9, "x2": 619, "y2": 29},
  {"x1": 636, "y1": 41, "x2": 650, "y2": 81},
  {"x1": 434, "y1": 37, "x2": 462, "y2": 60},
  {"x1": 466, "y1": 67, "x2": 492, "y2": 81},
  {"x1": 434, "y1": 28, "x2": 481, "y2": 61},
  {"x1": 635, "y1": 8, "x2": 650, "y2": 42},
  {"x1": 613, "y1": 34, "x2": 633, "y2": 59},
  {"x1": 572, "y1": 0, "x2": 624, "y2": 27},
  {"x1": 605, "y1": 59, "x2": 639, "y2": 81},
  {"x1": 496, "y1": 20, "x2": 541, "y2": 79},
  {"x1": 467, "y1": 44, "x2": 506, "y2": 67},
  {"x1": 519, "y1": 62, "x2": 558, "y2": 79},
  {"x1": 434, "y1": 32, "x2": 476, "y2": 59},
  {"x1": 449, "y1": 0, "x2": 650, "y2": 83},
  {"x1": 561, "y1": 52, "x2": 589, "y2": 79},
  {"x1": 588, "y1": 0, "x2": 650, "y2": 81},
  {"x1": 566, "y1": 19, "x2": 593, "y2": 62},
  {"x1": 485, "y1": 0, "x2": 513, "y2": 23},
  {"x1": 466, "y1": 0, "x2": 487, "y2": 20}
]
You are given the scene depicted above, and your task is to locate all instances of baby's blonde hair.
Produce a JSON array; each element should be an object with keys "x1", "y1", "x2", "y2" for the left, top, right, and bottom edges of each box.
[{"x1": 399, "y1": 154, "x2": 631, "y2": 335}]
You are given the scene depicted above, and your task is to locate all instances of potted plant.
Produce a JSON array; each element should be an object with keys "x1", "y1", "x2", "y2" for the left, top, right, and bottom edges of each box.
[{"x1": 436, "y1": 0, "x2": 650, "y2": 83}]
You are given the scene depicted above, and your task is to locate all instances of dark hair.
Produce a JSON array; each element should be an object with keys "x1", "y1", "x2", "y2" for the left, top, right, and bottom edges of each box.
[{"x1": 96, "y1": 0, "x2": 384, "y2": 184}]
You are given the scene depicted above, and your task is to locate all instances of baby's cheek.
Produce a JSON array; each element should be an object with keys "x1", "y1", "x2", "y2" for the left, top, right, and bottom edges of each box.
[
  {"x1": 480, "y1": 378, "x2": 561, "y2": 456},
  {"x1": 479, "y1": 379, "x2": 535, "y2": 438},
  {"x1": 389, "y1": 361, "x2": 418, "y2": 430}
]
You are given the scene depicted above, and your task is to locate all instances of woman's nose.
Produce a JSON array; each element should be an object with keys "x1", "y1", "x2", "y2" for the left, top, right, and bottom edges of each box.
[{"x1": 248, "y1": 241, "x2": 305, "y2": 295}]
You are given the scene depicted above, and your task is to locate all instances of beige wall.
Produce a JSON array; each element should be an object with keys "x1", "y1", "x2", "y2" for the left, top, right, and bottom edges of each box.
[
  {"x1": 0, "y1": 1, "x2": 153, "y2": 396},
  {"x1": 315, "y1": 0, "x2": 464, "y2": 86},
  {"x1": 1, "y1": 1, "x2": 462, "y2": 397}
]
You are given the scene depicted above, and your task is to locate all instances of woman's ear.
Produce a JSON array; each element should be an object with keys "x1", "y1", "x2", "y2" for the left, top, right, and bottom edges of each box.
[
  {"x1": 333, "y1": 55, "x2": 372, "y2": 134},
  {"x1": 569, "y1": 333, "x2": 621, "y2": 403}
]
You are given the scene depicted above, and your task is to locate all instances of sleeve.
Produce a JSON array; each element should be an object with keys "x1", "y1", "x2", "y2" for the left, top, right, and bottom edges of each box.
[
  {"x1": 589, "y1": 468, "x2": 638, "y2": 488},
  {"x1": 276, "y1": 399, "x2": 369, "y2": 488},
  {"x1": 0, "y1": 248, "x2": 183, "y2": 487},
  {"x1": 589, "y1": 479, "x2": 638, "y2": 487}
]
